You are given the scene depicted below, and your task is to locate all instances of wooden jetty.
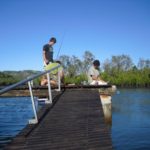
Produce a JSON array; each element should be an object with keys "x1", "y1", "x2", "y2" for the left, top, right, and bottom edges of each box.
[{"x1": 4, "y1": 89, "x2": 113, "y2": 150}]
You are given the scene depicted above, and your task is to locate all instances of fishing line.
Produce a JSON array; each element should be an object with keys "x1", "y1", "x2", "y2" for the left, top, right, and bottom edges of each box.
[{"x1": 56, "y1": 31, "x2": 66, "y2": 59}]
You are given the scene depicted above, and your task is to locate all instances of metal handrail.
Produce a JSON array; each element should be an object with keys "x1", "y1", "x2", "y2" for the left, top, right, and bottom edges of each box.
[
  {"x1": 0, "y1": 64, "x2": 60, "y2": 95},
  {"x1": 0, "y1": 64, "x2": 61, "y2": 124}
]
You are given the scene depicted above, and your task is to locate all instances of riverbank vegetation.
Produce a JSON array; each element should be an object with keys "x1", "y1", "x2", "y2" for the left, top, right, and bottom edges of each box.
[
  {"x1": 0, "y1": 51, "x2": 149, "y2": 87},
  {"x1": 60, "y1": 51, "x2": 150, "y2": 87}
]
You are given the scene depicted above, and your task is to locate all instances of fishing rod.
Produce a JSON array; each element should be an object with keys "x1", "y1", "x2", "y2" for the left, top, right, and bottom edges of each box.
[{"x1": 56, "y1": 32, "x2": 66, "y2": 59}]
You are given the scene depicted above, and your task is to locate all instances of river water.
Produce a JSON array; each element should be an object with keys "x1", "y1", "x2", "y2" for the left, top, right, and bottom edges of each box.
[
  {"x1": 0, "y1": 89, "x2": 150, "y2": 149},
  {"x1": 112, "y1": 88, "x2": 150, "y2": 150},
  {"x1": 0, "y1": 97, "x2": 34, "y2": 149}
]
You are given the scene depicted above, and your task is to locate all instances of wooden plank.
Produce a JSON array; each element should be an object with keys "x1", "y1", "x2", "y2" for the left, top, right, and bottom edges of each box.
[{"x1": 5, "y1": 89, "x2": 113, "y2": 150}]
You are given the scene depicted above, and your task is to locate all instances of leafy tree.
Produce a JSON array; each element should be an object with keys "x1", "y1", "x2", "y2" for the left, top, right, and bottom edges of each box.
[
  {"x1": 83, "y1": 51, "x2": 95, "y2": 73},
  {"x1": 138, "y1": 58, "x2": 150, "y2": 69},
  {"x1": 59, "y1": 55, "x2": 70, "y2": 73},
  {"x1": 111, "y1": 54, "x2": 133, "y2": 72}
]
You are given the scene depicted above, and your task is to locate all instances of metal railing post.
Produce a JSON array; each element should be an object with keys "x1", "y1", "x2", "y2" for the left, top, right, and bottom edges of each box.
[
  {"x1": 28, "y1": 81, "x2": 38, "y2": 124},
  {"x1": 57, "y1": 71, "x2": 61, "y2": 91},
  {"x1": 47, "y1": 73, "x2": 52, "y2": 104}
]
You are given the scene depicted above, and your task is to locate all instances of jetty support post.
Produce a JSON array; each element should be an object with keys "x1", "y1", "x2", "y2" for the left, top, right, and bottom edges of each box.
[
  {"x1": 28, "y1": 81, "x2": 38, "y2": 124},
  {"x1": 100, "y1": 94, "x2": 112, "y2": 124}
]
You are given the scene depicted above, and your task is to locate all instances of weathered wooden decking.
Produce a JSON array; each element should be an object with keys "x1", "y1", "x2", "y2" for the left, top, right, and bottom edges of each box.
[{"x1": 5, "y1": 89, "x2": 113, "y2": 150}]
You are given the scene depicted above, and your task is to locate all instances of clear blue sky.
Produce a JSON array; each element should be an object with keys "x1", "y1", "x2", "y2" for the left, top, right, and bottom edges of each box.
[{"x1": 0, "y1": 0, "x2": 150, "y2": 71}]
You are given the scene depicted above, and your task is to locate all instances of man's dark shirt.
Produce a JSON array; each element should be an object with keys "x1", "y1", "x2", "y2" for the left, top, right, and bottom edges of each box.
[{"x1": 43, "y1": 44, "x2": 54, "y2": 64}]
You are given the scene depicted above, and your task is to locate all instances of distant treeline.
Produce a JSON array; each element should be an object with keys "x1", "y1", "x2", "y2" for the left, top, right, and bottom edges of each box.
[
  {"x1": 0, "y1": 51, "x2": 150, "y2": 87},
  {"x1": 0, "y1": 72, "x2": 18, "y2": 86},
  {"x1": 0, "y1": 70, "x2": 40, "y2": 86}
]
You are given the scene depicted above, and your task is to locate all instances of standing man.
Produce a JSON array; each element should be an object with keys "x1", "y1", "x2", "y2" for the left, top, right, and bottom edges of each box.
[
  {"x1": 43, "y1": 37, "x2": 57, "y2": 66},
  {"x1": 88, "y1": 60, "x2": 107, "y2": 85}
]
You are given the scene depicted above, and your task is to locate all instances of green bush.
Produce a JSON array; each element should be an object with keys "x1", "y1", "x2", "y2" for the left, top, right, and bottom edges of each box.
[{"x1": 64, "y1": 74, "x2": 88, "y2": 85}]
